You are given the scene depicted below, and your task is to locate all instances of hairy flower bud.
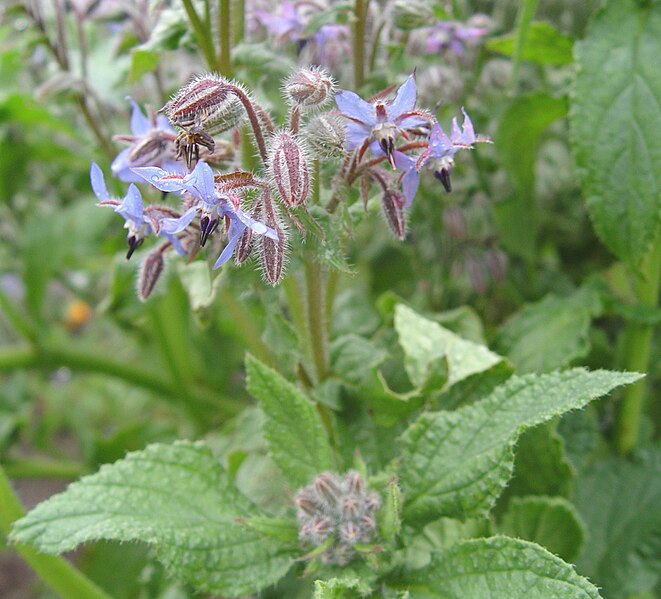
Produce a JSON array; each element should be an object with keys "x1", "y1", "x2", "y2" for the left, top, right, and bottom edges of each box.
[
  {"x1": 294, "y1": 470, "x2": 381, "y2": 566},
  {"x1": 137, "y1": 249, "x2": 165, "y2": 301},
  {"x1": 284, "y1": 67, "x2": 334, "y2": 108},
  {"x1": 302, "y1": 114, "x2": 346, "y2": 158},
  {"x1": 381, "y1": 189, "x2": 407, "y2": 240},
  {"x1": 260, "y1": 199, "x2": 287, "y2": 285},
  {"x1": 233, "y1": 226, "x2": 254, "y2": 265},
  {"x1": 269, "y1": 131, "x2": 310, "y2": 208},
  {"x1": 164, "y1": 74, "x2": 244, "y2": 167}
]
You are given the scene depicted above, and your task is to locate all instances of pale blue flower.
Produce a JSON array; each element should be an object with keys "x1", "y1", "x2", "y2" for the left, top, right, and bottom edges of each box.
[{"x1": 132, "y1": 161, "x2": 278, "y2": 269}]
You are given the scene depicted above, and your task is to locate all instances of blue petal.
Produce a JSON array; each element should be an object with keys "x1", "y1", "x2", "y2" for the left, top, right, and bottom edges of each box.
[
  {"x1": 458, "y1": 108, "x2": 476, "y2": 145},
  {"x1": 234, "y1": 208, "x2": 279, "y2": 240},
  {"x1": 90, "y1": 162, "x2": 110, "y2": 202},
  {"x1": 345, "y1": 121, "x2": 371, "y2": 150},
  {"x1": 213, "y1": 219, "x2": 245, "y2": 269},
  {"x1": 111, "y1": 148, "x2": 148, "y2": 183},
  {"x1": 387, "y1": 74, "x2": 417, "y2": 120},
  {"x1": 116, "y1": 184, "x2": 145, "y2": 223},
  {"x1": 156, "y1": 114, "x2": 175, "y2": 133},
  {"x1": 128, "y1": 97, "x2": 151, "y2": 136},
  {"x1": 131, "y1": 167, "x2": 187, "y2": 193},
  {"x1": 428, "y1": 122, "x2": 454, "y2": 158},
  {"x1": 163, "y1": 233, "x2": 187, "y2": 256},
  {"x1": 159, "y1": 207, "x2": 197, "y2": 235},
  {"x1": 401, "y1": 168, "x2": 420, "y2": 208},
  {"x1": 335, "y1": 90, "x2": 376, "y2": 126},
  {"x1": 183, "y1": 161, "x2": 218, "y2": 205}
]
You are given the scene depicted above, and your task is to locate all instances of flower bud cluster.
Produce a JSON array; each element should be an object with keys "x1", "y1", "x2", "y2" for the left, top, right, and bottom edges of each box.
[{"x1": 295, "y1": 471, "x2": 381, "y2": 566}]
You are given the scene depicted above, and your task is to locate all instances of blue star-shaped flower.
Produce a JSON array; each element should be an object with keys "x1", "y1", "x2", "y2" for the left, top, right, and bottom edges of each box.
[
  {"x1": 132, "y1": 161, "x2": 278, "y2": 269},
  {"x1": 335, "y1": 74, "x2": 429, "y2": 168}
]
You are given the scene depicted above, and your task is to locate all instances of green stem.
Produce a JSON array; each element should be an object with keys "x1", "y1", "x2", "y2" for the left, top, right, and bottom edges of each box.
[
  {"x1": 218, "y1": 0, "x2": 232, "y2": 77},
  {"x1": 616, "y1": 243, "x2": 661, "y2": 454},
  {"x1": 181, "y1": 0, "x2": 218, "y2": 70},
  {"x1": 283, "y1": 274, "x2": 308, "y2": 345},
  {"x1": 510, "y1": 0, "x2": 539, "y2": 93},
  {"x1": 3, "y1": 457, "x2": 88, "y2": 480},
  {"x1": 232, "y1": 0, "x2": 245, "y2": 45},
  {"x1": 0, "y1": 466, "x2": 112, "y2": 599},
  {"x1": 304, "y1": 255, "x2": 328, "y2": 382},
  {"x1": 0, "y1": 345, "x2": 243, "y2": 418},
  {"x1": 353, "y1": 0, "x2": 368, "y2": 90},
  {"x1": 218, "y1": 288, "x2": 273, "y2": 365}
]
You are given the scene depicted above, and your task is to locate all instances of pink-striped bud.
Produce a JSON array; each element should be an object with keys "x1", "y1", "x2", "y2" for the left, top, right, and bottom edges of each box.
[
  {"x1": 233, "y1": 226, "x2": 254, "y2": 265},
  {"x1": 284, "y1": 67, "x2": 334, "y2": 108},
  {"x1": 137, "y1": 249, "x2": 165, "y2": 302},
  {"x1": 381, "y1": 189, "x2": 407, "y2": 240},
  {"x1": 260, "y1": 198, "x2": 287, "y2": 286},
  {"x1": 269, "y1": 131, "x2": 310, "y2": 208}
]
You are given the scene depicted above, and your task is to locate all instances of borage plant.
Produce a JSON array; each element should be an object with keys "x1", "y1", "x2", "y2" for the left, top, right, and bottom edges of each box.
[{"x1": 7, "y1": 66, "x2": 642, "y2": 597}]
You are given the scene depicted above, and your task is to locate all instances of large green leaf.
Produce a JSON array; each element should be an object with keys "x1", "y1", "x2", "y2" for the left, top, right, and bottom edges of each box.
[
  {"x1": 575, "y1": 446, "x2": 661, "y2": 597},
  {"x1": 11, "y1": 441, "x2": 293, "y2": 596},
  {"x1": 394, "y1": 304, "x2": 503, "y2": 389},
  {"x1": 571, "y1": 0, "x2": 661, "y2": 263},
  {"x1": 498, "y1": 496, "x2": 585, "y2": 562},
  {"x1": 399, "y1": 369, "x2": 641, "y2": 525},
  {"x1": 408, "y1": 537, "x2": 600, "y2": 598},
  {"x1": 245, "y1": 355, "x2": 334, "y2": 488},
  {"x1": 496, "y1": 286, "x2": 601, "y2": 373},
  {"x1": 487, "y1": 21, "x2": 574, "y2": 65}
]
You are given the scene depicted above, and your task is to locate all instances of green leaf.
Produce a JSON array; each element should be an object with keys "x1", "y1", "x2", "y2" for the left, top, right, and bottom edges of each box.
[
  {"x1": 394, "y1": 304, "x2": 503, "y2": 390},
  {"x1": 330, "y1": 335, "x2": 388, "y2": 388},
  {"x1": 399, "y1": 369, "x2": 641, "y2": 525},
  {"x1": 494, "y1": 93, "x2": 568, "y2": 261},
  {"x1": 242, "y1": 515, "x2": 299, "y2": 544},
  {"x1": 245, "y1": 355, "x2": 333, "y2": 488},
  {"x1": 496, "y1": 286, "x2": 602, "y2": 373},
  {"x1": 128, "y1": 48, "x2": 159, "y2": 83},
  {"x1": 487, "y1": 21, "x2": 574, "y2": 65},
  {"x1": 571, "y1": 0, "x2": 661, "y2": 263},
  {"x1": 575, "y1": 447, "x2": 661, "y2": 597},
  {"x1": 314, "y1": 576, "x2": 371, "y2": 598},
  {"x1": 498, "y1": 496, "x2": 585, "y2": 562},
  {"x1": 10, "y1": 441, "x2": 293, "y2": 596},
  {"x1": 501, "y1": 421, "x2": 573, "y2": 500},
  {"x1": 409, "y1": 537, "x2": 601, "y2": 598}
]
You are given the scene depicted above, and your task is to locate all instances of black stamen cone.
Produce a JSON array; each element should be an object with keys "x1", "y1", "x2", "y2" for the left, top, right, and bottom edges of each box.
[
  {"x1": 434, "y1": 168, "x2": 452, "y2": 193},
  {"x1": 126, "y1": 235, "x2": 144, "y2": 260},
  {"x1": 200, "y1": 216, "x2": 219, "y2": 247},
  {"x1": 379, "y1": 138, "x2": 397, "y2": 169}
]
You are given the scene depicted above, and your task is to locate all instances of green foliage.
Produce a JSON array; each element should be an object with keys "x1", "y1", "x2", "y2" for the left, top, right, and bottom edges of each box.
[
  {"x1": 496, "y1": 285, "x2": 602, "y2": 373},
  {"x1": 10, "y1": 441, "x2": 294, "y2": 596},
  {"x1": 498, "y1": 496, "x2": 585, "y2": 562},
  {"x1": 399, "y1": 369, "x2": 641, "y2": 526},
  {"x1": 575, "y1": 446, "x2": 661, "y2": 597},
  {"x1": 408, "y1": 537, "x2": 600, "y2": 598},
  {"x1": 487, "y1": 21, "x2": 574, "y2": 64},
  {"x1": 245, "y1": 355, "x2": 334, "y2": 488},
  {"x1": 572, "y1": 0, "x2": 661, "y2": 263}
]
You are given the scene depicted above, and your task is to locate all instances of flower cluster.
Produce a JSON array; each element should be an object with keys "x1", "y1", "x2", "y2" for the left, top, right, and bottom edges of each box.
[
  {"x1": 295, "y1": 471, "x2": 381, "y2": 565},
  {"x1": 95, "y1": 68, "x2": 490, "y2": 298}
]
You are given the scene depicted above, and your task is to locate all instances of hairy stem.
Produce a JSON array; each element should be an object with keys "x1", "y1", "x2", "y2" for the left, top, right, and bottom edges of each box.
[
  {"x1": 615, "y1": 242, "x2": 661, "y2": 454},
  {"x1": 228, "y1": 84, "x2": 269, "y2": 164},
  {"x1": 0, "y1": 466, "x2": 112, "y2": 599}
]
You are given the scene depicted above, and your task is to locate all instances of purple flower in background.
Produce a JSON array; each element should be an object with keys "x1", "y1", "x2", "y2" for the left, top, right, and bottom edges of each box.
[
  {"x1": 335, "y1": 74, "x2": 431, "y2": 168},
  {"x1": 91, "y1": 162, "x2": 186, "y2": 258},
  {"x1": 425, "y1": 20, "x2": 488, "y2": 56},
  {"x1": 111, "y1": 98, "x2": 183, "y2": 183},
  {"x1": 417, "y1": 109, "x2": 491, "y2": 192},
  {"x1": 132, "y1": 161, "x2": 278, "y2": 269}
]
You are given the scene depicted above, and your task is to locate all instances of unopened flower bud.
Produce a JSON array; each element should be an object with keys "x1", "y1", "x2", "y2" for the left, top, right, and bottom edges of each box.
[
  {"x1": 234, "y1": 226, "x2": 254, "y2": 265},
  {"x1": 260, "y1": 199, "x2": 287, "y2": 286},
  {"x1": 465, "y1": 252, "x2": 488, "y2": 294},
  {"x1": 284, "y1": 67, "x2": 334, "y2": 108},
  {"x1": 137, "y1": 249, "x2": 165, "y2": 301},
  {"x1": 302, "y1": 114, "x2": 345, "y2": 158},
  {"x1": 339, "y1": 521, "x2": 361, "y2": 545},
  {"x1": 314, "y1": 472, "x2": 343, "y2": 508},
  {"x1": 341, "y1": 495, "x2": 361, "y2": 520},
  {"x1": 344, "y1": 470, "x2": 364, "y2": 495},
  {"x1": 443, "y1": 205, "x2": 467, "y2": 239},
  {"x1": 269, "y1": 131, "x2": 310, "y2": 208},
  {"x1": 381, "y1": 189, "x2": 407, "y2": 240},
  {"x1": 485, "y1": 246, "x2": 507, "y2": 285}
]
